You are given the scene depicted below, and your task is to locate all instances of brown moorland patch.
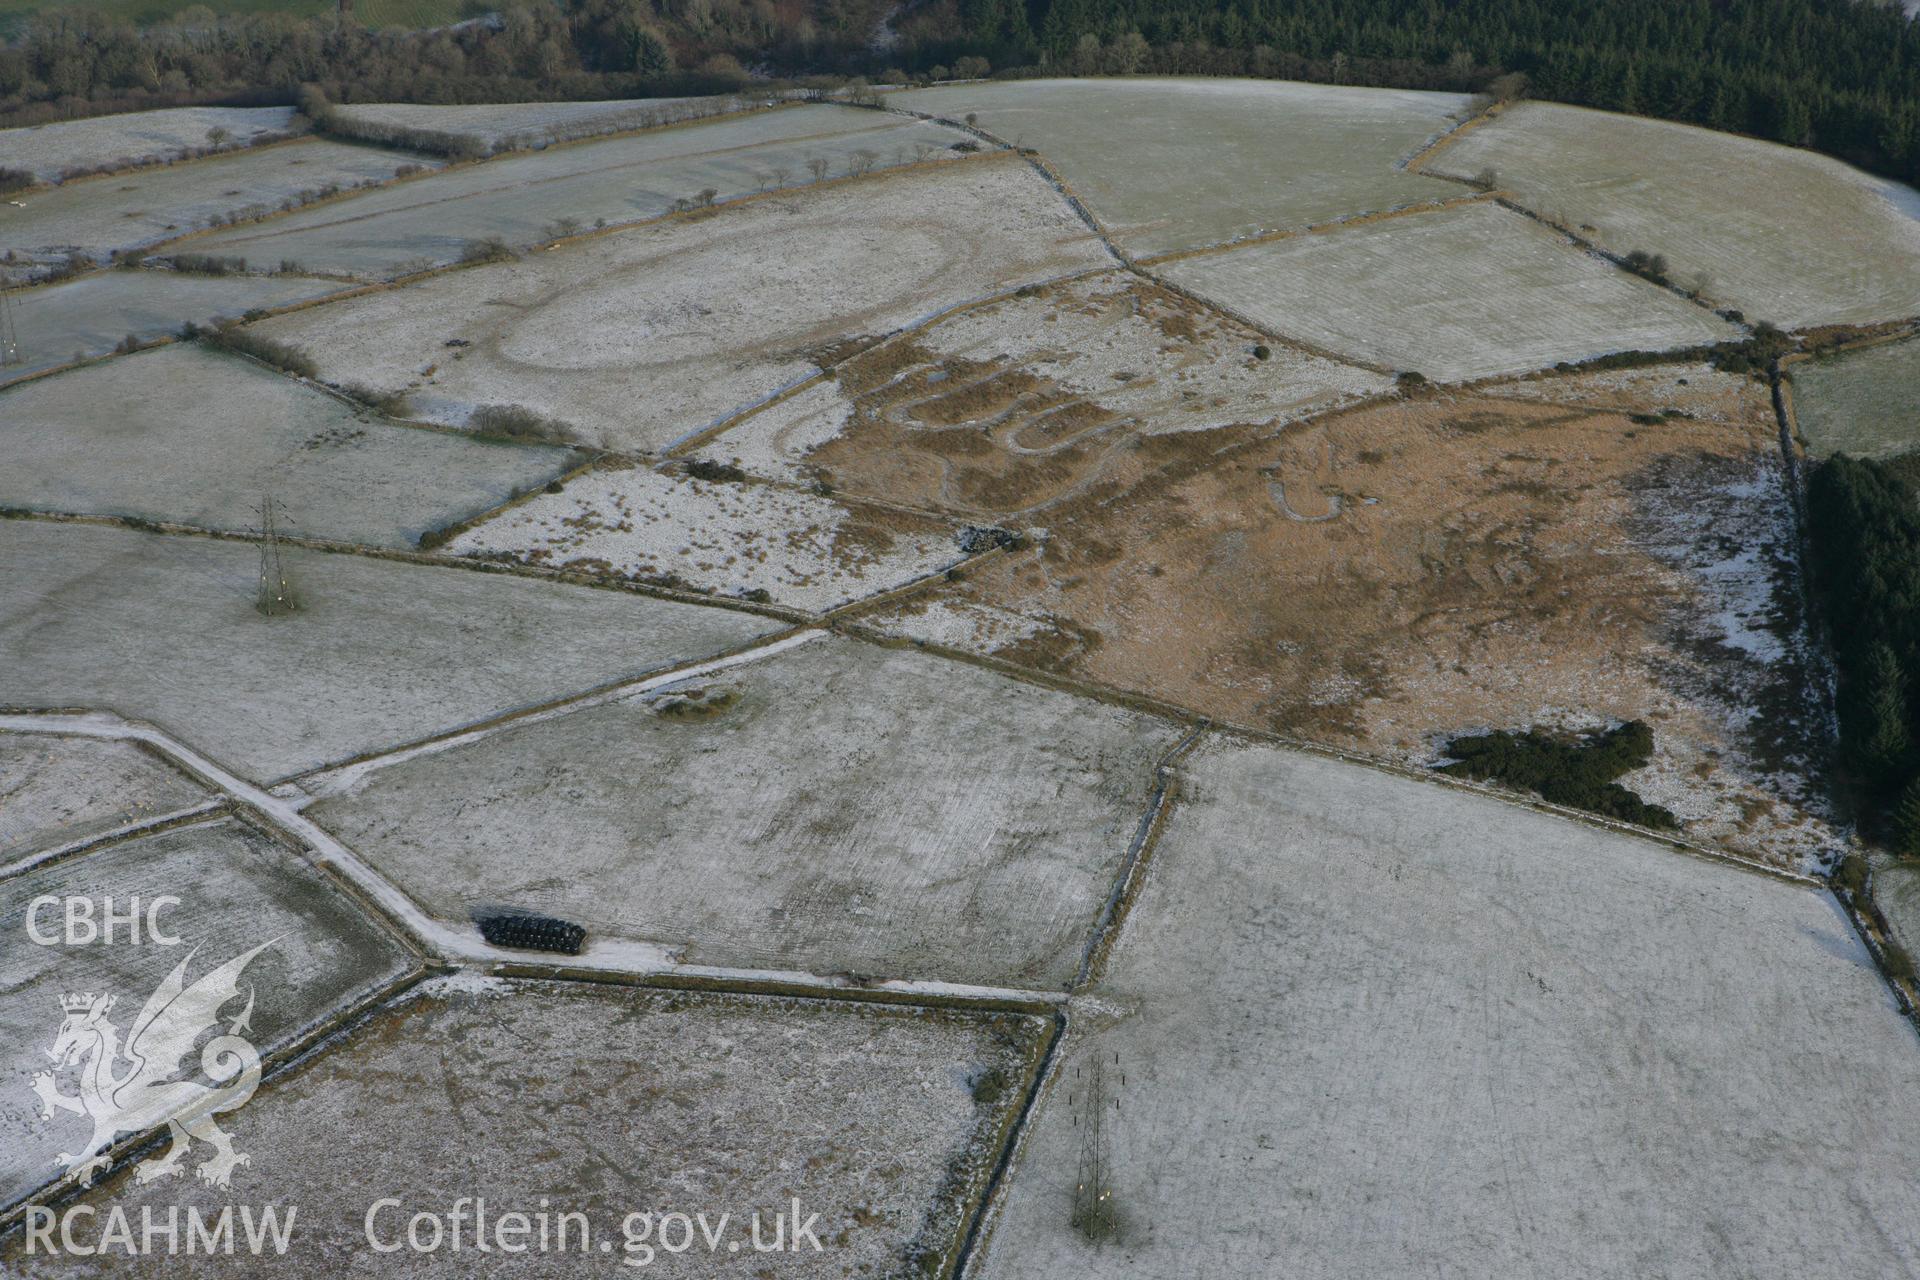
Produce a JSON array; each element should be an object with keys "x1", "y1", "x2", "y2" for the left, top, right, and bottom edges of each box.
[{"x1": 864, "y1": 367, "x2": 1837, "y2": 866}]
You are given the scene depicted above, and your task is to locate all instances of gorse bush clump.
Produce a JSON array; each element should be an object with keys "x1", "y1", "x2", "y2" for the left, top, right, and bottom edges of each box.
[
  {"x1": 194, "y1": 323, "x2": 319, "y2": 380},
  {"x1": 1438, "y1": 720, "x2": 1680, "y2": 830},
  {"x1": 469, "y1": 403, "x2": 579, "y2": 444}
]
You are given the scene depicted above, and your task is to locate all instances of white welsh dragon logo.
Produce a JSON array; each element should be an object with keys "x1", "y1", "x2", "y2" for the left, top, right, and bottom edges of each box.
[{"x1": 32, "y1": 942, "x2": 274, "y2": 1190}]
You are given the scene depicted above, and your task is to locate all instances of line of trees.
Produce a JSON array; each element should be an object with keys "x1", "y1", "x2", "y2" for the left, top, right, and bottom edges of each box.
[
  {"x1": 3, "y1": 0, "x2": 1919, "y2": 189},
  {"x1": 1807, "y1": 454, "x2": 1920, "y2": 856}
]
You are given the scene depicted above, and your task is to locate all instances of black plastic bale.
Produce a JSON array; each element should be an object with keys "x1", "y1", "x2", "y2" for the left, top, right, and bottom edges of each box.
[{"x1": 475, "y1": 911, "x2": 587, "y2": 956}]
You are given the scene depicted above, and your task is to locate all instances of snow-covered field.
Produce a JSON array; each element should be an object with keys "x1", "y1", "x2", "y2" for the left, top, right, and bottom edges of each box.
[
  {"x1": 0, "y1": 345, "x2": 574, "y2": 547},
  {"x1": 0, "y1": 733, "x2": 208, "y2": 864},
  {"x1": 0, "y1": 107, "x2": 301, "y2": 184},
  {"x1": 0, "y1": 816, "x2": 415, "y2": 1214},
  {"x1": 1, "y1": 978, "x2": 1046, "y2": 1277},
  {"x1": 0, "y1": 520, "x2": 778, "y2": 781},
  {"x1": 0, "y1": 270, "x2": 344, "y2": 383},
  {"x1": 192, "y1": 105, "x2": 975, "y2": 279},
  {"x1": 692, "y1": 269, "x2": 1389, "y2": 494},
  {"x1": 1161, "y1": 201, "x2": 1736, "y2": 380},
  {"x1": 0, "y1": 138, "x2": 433, "y2": 272},
  {"x1": 1429, "y1": 101, "x2": 1920, "y2": 328},
  {"x1": 1789, "y1": 335, "x2": 1920, "y2": 458},
  {"x1": 889, "y1": 77, "x2": 1471, "y2": 257},
  {"x1": 974, "y1": 738, "x2": 1920, "y2": 1279},
  {"x1": 332, "y1": 95, "x2": 740, "y2": 152},
  {"x1": 303, "y1": 636, "x2": 1180, "y2": 988},
  {"x1": 450, "y1": 460, "x2": 963, "y2": 611},
  {"x1": 256, "y1": 156, "x2": 1111, "y2": 452}
]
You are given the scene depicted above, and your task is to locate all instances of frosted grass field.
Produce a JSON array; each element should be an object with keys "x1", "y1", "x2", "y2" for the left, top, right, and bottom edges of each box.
[
  {"x1": 0, "y1": 107, "x2": 300, "y2": 183},
  {"x1": 192, "y1": 104, "x2": 973, "y2": 278},
  {"x1": 1162, "y1": 201, "x2": 1736, "y2": 380},
  {"x1": 0, "y1": 978, "x2": 1043, "y2": 1278},
  {"x1": 0, "y1": 733, "x2": 208, "y2": 862},
  {"x1": 0, "y1": 521, "x2": 778, "y2": 780},
  {"x1": 304, "y1": 636, "x2": 1180, "y2": 988},
  {"x1": 0, "y1": 138, "x2": 432, "y2": 268},
  {"x1": 1789, "y1": 336, "x2": 1920, "y2": 458},
  {"x1": 976, "y1": 739, "x2": 1920, "y2": 1279},
  {"x1": 0, "y1": 270, "x2": 344, "y2": 381},
  {"x1": 889, "y1": 77, "x2": 1470, "y2": 256},
  {"x1": 256, "y1": 157, "x2": 1111, "y2": 451},
  {"x1": 0, "y1": 345, "x2": 575, "y2": 546},
  {"x1": 1431, "y1": 102, "x2": 1920, "y2": 328},
  {"x1": 0, "y1": 816, "x2": 414, "y2": 1213},
  {"x1": 450, "y1": 462, "x2": 964, "y2": 611}
]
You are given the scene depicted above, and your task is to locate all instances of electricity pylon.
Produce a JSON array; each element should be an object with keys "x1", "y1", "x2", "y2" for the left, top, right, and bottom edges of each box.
[
  {"x1": 1070, "y1": 1052, "x2": 1122, "y2": 1242},
  {"x1": 254, "y1": 494, "x2": 299, "y2": 616}
]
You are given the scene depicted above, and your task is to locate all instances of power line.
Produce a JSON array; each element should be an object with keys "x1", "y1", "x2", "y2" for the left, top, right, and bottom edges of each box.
[{"x1": 253, "y1": 494, "x2": 298, "y2": 616}]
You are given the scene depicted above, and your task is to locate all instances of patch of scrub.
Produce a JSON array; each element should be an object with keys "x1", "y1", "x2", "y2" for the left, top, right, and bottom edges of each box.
[{"x1": 304, "y1": 636, "x2": 1180, "y2": 987}]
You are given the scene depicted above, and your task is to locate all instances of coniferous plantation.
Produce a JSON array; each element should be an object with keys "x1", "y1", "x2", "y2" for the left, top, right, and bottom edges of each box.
[
  {"x1": 1808, "y1": 454, "x2": 1920, "y2": 855},
  {"x1": 4, "y1": 0, "x2": 1920, "y2": 185}
]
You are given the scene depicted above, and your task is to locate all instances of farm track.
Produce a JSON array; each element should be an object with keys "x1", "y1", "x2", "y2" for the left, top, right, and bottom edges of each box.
[{"x1": 0, "y1": 705, "x2": 1069, "y2": 1012}]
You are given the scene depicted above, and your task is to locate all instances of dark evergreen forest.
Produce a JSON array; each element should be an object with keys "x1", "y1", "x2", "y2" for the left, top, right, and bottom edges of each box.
[{"x1": 5, "y1": 0, "x2": 1919, "y2": 186}]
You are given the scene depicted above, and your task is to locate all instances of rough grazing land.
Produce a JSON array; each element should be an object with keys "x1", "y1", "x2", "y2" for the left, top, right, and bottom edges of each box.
[
  {"x1": 0, "y1": 345, "x2": 574, "y2": 547},
  {"x1": 1161, "y1": 201, "x2": 1736, "y2": 381},
  {"x1": 193, "y1": 105, "x2": 974, "y2": 278},
  {"x1": 695, "y1": 269, "x2": 1390, "y2": 502},
  {"x1": 0, "y1": 270, "x2": 343, "y2": 382},
  {"x1": 975, "y1": 740, "x2": 1920, "y2": 1280},
  {"x1": 888, "y1": 77, "x2": 1469, "y2": 257},
  {"x1": 2, "y1": 978, "x2": 1046, "y2": 1277},
  {"x1": 450, "y1": 459, "x2": 963, "y2": 611},
  {"x1": 1789, "y1": 336, "x2": 1920, "y2": 458},
  {"x1": 0, "y1": 732, "x2": 208, "y2": 862},
  {"x1": 0, "y1": 816, "x2": 414, "y2": 1213},
  {"x1": 869, "y1": 371, "x2": 1836, "y2": 867},
  {"x1": 1429, "y1": 102, "x2": 1920, "y2": 328},
  {"x1": 0, "y1": 107, "x2": 300, "y2": 184},
  {"x1": 257, "y1": 157, "x2": 1111, "y2": 452},
  {"x1": 0, "y1": 138, "x2": 432, "y2": 269},
  {"x1": 332, "y1": 95, "x2": 725, "y2": 151},
  {"x1": 0, "y1": 521, "x2": 778, "y2": 780},
  {"x1": 305, "y1": 637, "x2": 1178, "y2": 987}
]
